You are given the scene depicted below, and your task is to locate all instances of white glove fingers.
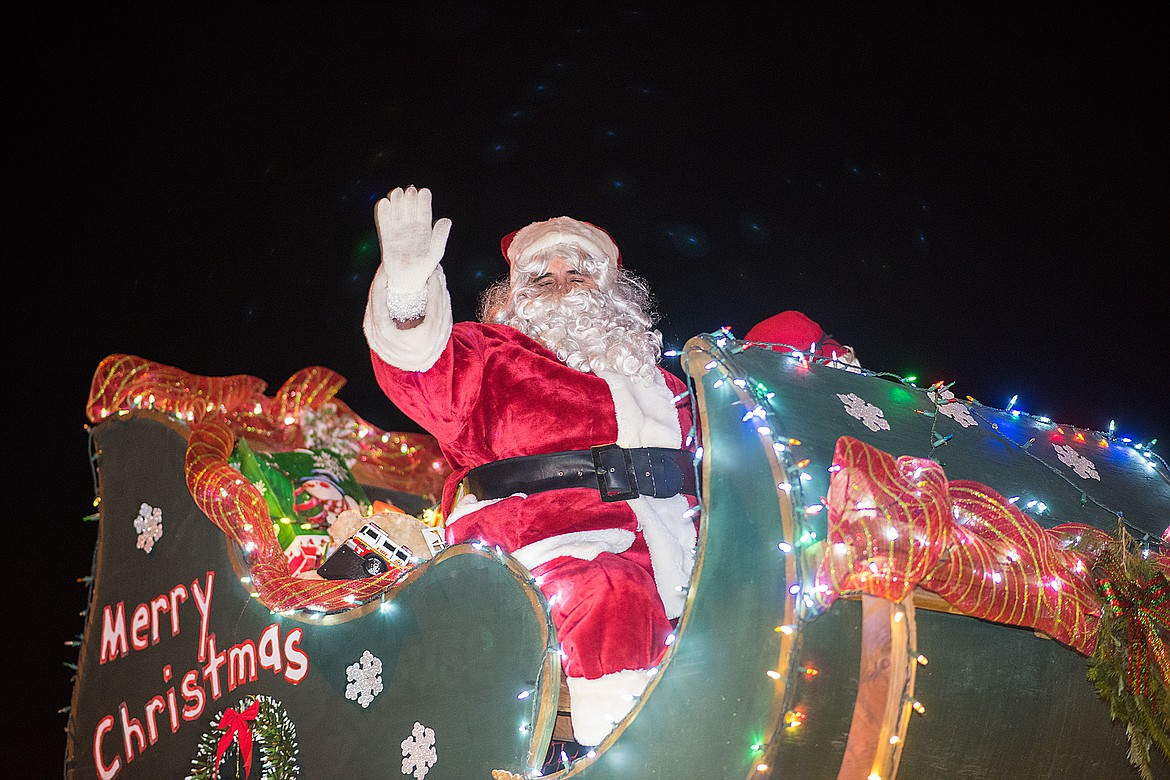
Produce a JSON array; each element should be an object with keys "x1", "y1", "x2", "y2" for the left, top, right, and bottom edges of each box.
[
  {"x1": 415, "y1": 187, "x2": 433, "y2": 223},
  {"x1": 430, "y1": 217, "x2": 452, "y2": 256}
]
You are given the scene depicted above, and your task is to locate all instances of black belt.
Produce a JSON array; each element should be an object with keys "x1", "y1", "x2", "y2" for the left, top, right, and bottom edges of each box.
[{"x1": 462, "y1": 445, "x2": 697, "y2": 502}]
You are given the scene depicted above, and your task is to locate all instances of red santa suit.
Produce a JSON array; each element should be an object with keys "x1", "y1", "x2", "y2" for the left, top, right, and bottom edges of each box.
[{"x1": 364, "y1": 227, "x2": 698, "y2": 746}]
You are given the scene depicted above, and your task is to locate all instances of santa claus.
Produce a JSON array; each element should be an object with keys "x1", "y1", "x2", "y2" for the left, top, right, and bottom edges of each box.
[{"x1": 363, "y1": 186, "x2": 698, "y2": 747}]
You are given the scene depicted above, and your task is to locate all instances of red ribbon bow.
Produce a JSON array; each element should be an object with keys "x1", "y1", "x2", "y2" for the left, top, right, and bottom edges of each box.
[
  {"x1": 215, "y1": 700, "x2": 260, "y2": 779},
  {"x1": 1096, "y1": 554, "x2": 1170, "y2": 699}
]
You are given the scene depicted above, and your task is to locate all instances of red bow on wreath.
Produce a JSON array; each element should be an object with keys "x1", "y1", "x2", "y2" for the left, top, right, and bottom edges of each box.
[
  {"x1": 1096, "y1": 554, "x2": 1170, "y2": 699},
  {"x1": 215, "y1": 700, "x2": 260, "y2": 779}
]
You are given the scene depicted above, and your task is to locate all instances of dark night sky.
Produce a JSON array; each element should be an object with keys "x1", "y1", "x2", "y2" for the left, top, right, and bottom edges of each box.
[{"x1": 10, "y1": 3, "x2": 1167, "y2": 771}]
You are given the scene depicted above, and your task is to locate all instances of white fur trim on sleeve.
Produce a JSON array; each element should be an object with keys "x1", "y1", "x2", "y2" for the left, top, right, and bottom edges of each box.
[
  {"x1": 566, "y1": 669, "x2": 653, "y2": 746},
  {"x1": 363, "y1": 264, "x2": 453, "y2": 371},
  {"x1": 511, "y1": 529, "x2": 635, "y2": 572},
  {"x1": 442, "y1": 492, "x2": 522, "y2": 529}
]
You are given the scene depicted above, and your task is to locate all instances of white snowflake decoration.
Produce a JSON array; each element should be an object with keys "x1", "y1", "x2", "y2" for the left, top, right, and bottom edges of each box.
[
  {"x1": 251, "y1": 480, "x2": 267, "y2": 496},
  {"x1": 401, "y1": 721, "x2": 438, "y2": 779},
  {"x1": 309, "y1": 448, "x2": 349, "y2": 481},
  {"x1": 838, "y1": 393, "x2": 891, "y2": 432},
  {"x1": 300, "y1": 403, "x2": 361, "y2": 465},
  {"x1": 133, "y1": 502, "x2": 163, "y2": 553},
  {"x1": 345, "y1": 650, "x2": 384, "y2": 708},
  {"x1": 928, "y1": 388, "x2": 978, "y2": 428},
  {"x1": 1053, "y1": 443, "x2": 1101, "y2": 481}
]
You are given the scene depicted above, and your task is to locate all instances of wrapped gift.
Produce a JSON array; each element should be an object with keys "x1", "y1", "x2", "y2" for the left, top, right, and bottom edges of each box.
[{"x1": 232, "y1": 438, "x2": 372, "y2": 572}]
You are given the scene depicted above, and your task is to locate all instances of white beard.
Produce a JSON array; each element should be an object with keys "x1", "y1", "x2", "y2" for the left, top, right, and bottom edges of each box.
[{"x1": 502, "y1": 287, "x2": 662, "y2": 383}]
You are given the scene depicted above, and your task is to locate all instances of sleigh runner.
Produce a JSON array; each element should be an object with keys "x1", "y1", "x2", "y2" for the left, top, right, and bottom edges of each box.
[{"x1": 66, "y1": 333, "x2": 1169, "y2": 779}]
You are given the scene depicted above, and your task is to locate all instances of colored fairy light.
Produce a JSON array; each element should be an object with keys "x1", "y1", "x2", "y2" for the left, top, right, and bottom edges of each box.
[
  {"x1": 665, "y1": 632, "x2": 676, "y2": 646},
  {"x1": 756, "y1": 764, "x2": 770, "y2": 772},
  {"x1": 889, "y1": 735, "x2": 900, "y2": 744},
  {"x1": 776, "y1": 624, "x2": 795, "y2": 635},
  {"x1": 713, "y1": 378, "x2": 725, "y2": 388},
  {"x1": 777, "y1": 481, "x2": 792, "y2": 492},
  {"x1": 916, "y1": 654, "x2": 929, "y2": 665},
  {"x1": 695, "y1": 446, "x2": 704, "y2": 461},
  {"x1": 663, "y1": 349, "x2": 680, "y2": 357},
  {"x1": 805, "y1": 504, "x2": 824, "y2": 515},
  {"x1": 772, "y1": 441, "x2": 786, "y2": 452},
  {"x1": 912, "y1": 700, "x2": 926, "y2": 714},
  {"x1": 766, "y1": 669, "x2": 782, "y2": 680},
  {"x1": 778, "y1": 542, "x2": 793, "y2": 553},
  {"x1": 704, "y1": 360, "x2": 718, "y2": 370}
]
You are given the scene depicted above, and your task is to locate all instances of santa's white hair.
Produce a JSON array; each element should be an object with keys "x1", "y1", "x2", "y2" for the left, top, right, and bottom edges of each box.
[{"x1": 478, "y1": 243, "x2": 663, "y2": 383}]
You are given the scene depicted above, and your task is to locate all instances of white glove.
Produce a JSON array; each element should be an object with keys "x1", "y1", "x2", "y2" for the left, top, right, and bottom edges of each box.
[{"x1": 375, "y1": 186, "x2": 452, "y2": 318}]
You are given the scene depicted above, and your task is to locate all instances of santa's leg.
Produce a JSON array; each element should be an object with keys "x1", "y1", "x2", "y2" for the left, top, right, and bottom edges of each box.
[{"x1": 531, "y1": 550, "x2": 672, "y2": 746}]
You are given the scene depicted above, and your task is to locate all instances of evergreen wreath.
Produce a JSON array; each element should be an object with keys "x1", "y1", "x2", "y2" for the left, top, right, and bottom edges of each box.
[
  {"x1": 1085, "y1": 525, "x2": 1170, "y2": 780},
  {"x1": 187, "y1": 695, "x2": 300, "y2": 780}
]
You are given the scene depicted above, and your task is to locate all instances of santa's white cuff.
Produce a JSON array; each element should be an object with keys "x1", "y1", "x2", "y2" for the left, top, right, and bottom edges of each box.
[
  {"x1": 363, "y1": 265, "x2": 453, "y2": 371},
  {"x1": 512, "y1": 529, "x2": 635, "y2": 572},
  {"x1": 566, "y1": 669, "x2": 653, "y2": 746},
  {"x1": 443, "y1": 493, "x2": 520, "y2": 530},
  {"x1": 384, "y1": 287, "x2": 429, "y2": 321}
]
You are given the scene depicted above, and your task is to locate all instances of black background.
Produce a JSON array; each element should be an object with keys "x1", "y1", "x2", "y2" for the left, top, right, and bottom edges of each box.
[{"x1": 9, "y1": 3, "x2": 1167, "y2": 773}]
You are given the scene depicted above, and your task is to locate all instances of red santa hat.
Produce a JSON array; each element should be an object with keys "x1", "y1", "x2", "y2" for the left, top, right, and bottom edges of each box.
[
  {"x1": 745, "y1": 310, "x2": 844, "y2": 358},
  {"x1": 500, "y1": 216, "x2": 622, "y2": 270}
]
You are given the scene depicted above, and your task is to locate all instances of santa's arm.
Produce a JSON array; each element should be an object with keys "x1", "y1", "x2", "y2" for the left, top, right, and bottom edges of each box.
[{"x1": 363, "y1": 186, "x2": 454, "y2": 371}]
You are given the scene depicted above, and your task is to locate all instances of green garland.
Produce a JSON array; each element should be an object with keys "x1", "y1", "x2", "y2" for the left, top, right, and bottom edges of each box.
[
  {"x1": 1085, "y1": 530, "x2": 1170, "y2": 780},
  {"x1": 187, "y1": 695, "x2": 300, "y2": 780}
]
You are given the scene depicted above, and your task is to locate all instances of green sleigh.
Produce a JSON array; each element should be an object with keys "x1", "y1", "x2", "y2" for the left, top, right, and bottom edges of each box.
[{"x1": 66, "y1": 333, "x2": 1169, "y2": 779}]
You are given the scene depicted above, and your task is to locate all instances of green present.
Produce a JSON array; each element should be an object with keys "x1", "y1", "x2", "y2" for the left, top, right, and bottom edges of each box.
[{"x1": 232, "y1": 439, "x2": 372, "y2": 573}]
